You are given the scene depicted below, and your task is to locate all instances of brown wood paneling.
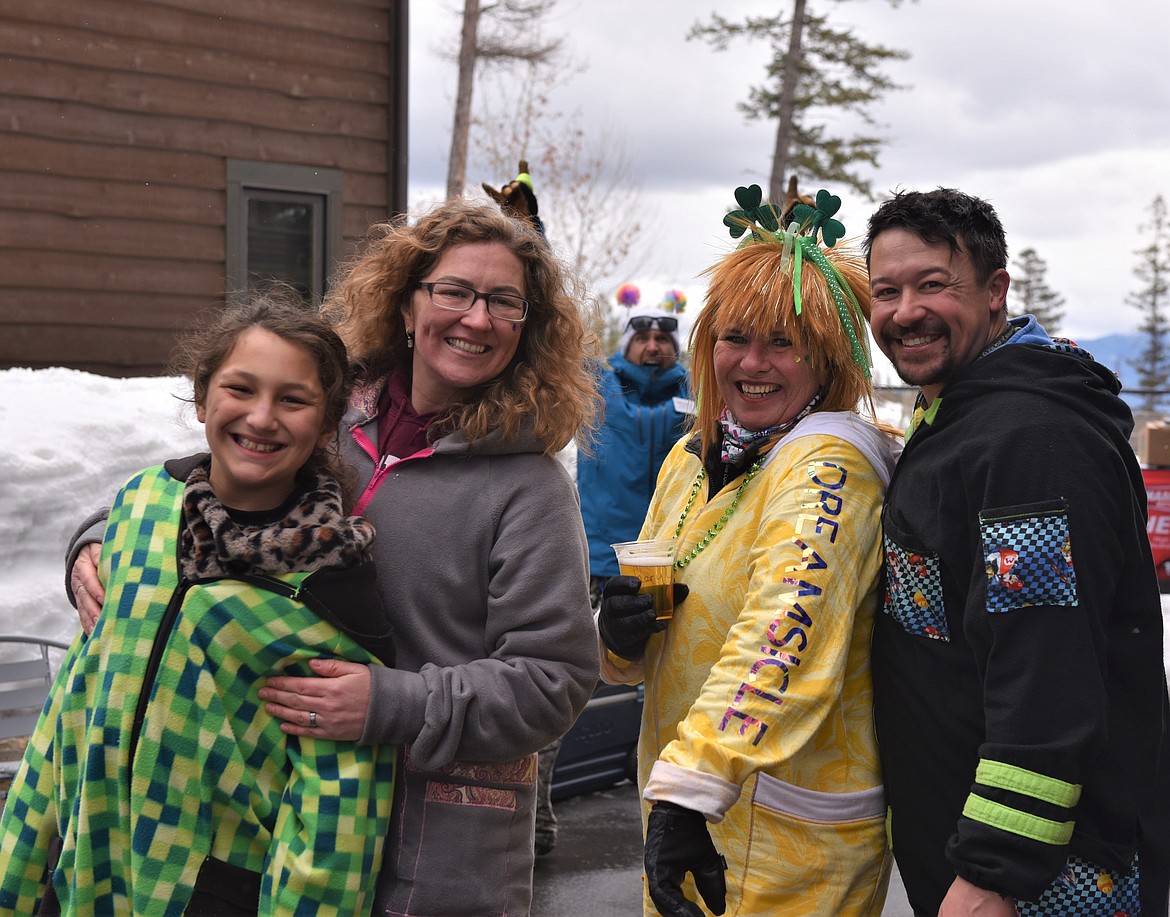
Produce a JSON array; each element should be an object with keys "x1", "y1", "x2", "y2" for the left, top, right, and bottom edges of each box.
[
  {"x1": 6, "y1": 98, "x2": 388, "y2": 174},
  {"x1": 5, "y1": 1, "x2": 391, "y2": 71},
  {"x1": 0, "y1": 0, "x2": 399, "y2": 375},
  {"x1": 0, "y1": 324, "x2": 195, "y2": 375},
  {"x1": 0, "y1": 59, "x2": 387, "y2": 140},
  {"x1": 6, "y1": 251, "x2": 223, "y2": 296},
  {"x1": 0, "y1": 211, "x2": 222, "y2": 261},
  {"x1": 0, "y1": 22, "x2": 388, "y2": 102},
  {"x1": 345, "y1": 171, "x2": 392, "y2": 207},
  {"x1": 342, "y1": 207, "x2": 395, "y2": 241},
  {"x1": 2, "y1": 289, "x2": 218, "y2": 330},
  {"x1": 0, "y1": 134, "x2": 222, "y2": 187},
  {"x1": 0, "y1": 175, "x2": 223, "y2": 224},
  {"x1": 145, "y1": 0, "x2": 390, "y2": 37},
  {"x1": 1, "y1": 292, "x2": 229, "y2": 374},
  {"x1": 0, "y1": 174, "x2": 385, "y2": 280}
]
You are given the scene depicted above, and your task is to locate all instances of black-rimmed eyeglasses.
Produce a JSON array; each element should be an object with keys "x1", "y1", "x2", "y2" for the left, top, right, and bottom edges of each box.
[
  {"x1": 419, "y1": 281, "x2": 530, "y2": 323},
  {"x1": 627, "y1": 315, "x2": 678, "y2": 333}
]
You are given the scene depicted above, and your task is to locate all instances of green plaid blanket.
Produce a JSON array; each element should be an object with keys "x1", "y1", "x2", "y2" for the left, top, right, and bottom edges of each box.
[{"x1": 0, "y1": 464, "x2": 394, "y2": 915}]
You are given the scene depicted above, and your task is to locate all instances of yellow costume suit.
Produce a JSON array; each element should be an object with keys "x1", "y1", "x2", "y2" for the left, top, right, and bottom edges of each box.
[{"x1": 602, "y1": 412, "x2": 896, "y2": 916}]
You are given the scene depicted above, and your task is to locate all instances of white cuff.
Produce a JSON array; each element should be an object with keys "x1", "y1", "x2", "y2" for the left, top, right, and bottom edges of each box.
[{"x1": 643, "y1": 760, "x2": 741, "y2": 823}]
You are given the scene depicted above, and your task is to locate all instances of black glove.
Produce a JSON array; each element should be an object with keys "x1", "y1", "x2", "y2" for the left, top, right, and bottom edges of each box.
[
  {"x1": 644, "y1": 801, "x2": 727, "y2": 917},
  {"x1": 597, "y1": 576, "x2": 688, "y2": 660}
]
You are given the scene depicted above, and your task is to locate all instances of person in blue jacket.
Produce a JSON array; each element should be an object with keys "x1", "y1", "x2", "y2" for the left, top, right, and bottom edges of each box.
[
  {"x1": 579, "y1": 304, "x2": 692, "y2": 605},
  {"x1": 533, "y1": 302, "x2": 690, "y2": 857}
]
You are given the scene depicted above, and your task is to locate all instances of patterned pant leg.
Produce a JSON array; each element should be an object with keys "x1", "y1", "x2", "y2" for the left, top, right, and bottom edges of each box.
[
  {"x1": 534, "y1": 737, "x2": 563, "y2": 855},
  {"x1": 1016, "y1": 854, "x2": 1140, "y2": 916}
]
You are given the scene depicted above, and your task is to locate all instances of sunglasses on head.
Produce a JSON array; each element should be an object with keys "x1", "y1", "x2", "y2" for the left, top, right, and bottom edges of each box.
[{"x1": 628, "y1": 316, "x2": 678, "y2": 333}]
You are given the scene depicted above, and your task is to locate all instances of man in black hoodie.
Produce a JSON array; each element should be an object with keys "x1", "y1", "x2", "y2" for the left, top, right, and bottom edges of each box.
[{"x1": 865, "y1": 188, "x2": 1170, "y2": 916}]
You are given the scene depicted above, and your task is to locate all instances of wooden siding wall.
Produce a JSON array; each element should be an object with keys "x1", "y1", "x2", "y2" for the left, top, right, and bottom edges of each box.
[{"x1": 0, "y1": 0, "x2": 395, "y2": 376}]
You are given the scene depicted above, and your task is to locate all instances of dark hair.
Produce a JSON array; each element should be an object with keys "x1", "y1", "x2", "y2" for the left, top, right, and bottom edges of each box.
[
  {"x1": 864, "y1": 188, "x2": 1008, "y2": 284},
  {"x1": 172, "y1": 286, "x2": 354, "y2": 485}
]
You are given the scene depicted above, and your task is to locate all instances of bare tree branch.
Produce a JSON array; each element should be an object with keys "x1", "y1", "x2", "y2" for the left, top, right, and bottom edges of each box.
[
  {"x1": 471, "y1": 60, "x2": 650, "y2": 294},
  {"x1": 444, "y1": 0, "x2": 564, "y2": 197}
]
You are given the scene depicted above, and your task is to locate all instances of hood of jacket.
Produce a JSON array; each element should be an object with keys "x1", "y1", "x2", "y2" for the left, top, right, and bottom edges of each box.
[
  {"x1": 608, "y1": 351, "x2": 689, "y2": 405},
  {"x1": 946, "y1": 314, "x2": 1131, "y2": 441}
]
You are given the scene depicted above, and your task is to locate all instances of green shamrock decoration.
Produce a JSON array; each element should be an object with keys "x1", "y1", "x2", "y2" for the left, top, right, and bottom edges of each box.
[
  {"x1": 722, "y1": 184, "x2": 784, "y2": 239},
  {"x1": 712, "y1": 182, "x2": 870, "y2": 376},
  {"x1": 790, "y1": 190, "x2": 846, "y2": 247}
]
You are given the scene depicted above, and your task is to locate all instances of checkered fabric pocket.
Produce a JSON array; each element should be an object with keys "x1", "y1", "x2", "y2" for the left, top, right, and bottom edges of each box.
[
  {"x1": 1016, "y1": 853, "x2": 1139, "y2": 916},
  {"x1": 979, "y1": 501, "x2": 1077, "y2": 614},
  {"x1": 882, "y1": 533, "x2": 949, "y2": 641}
]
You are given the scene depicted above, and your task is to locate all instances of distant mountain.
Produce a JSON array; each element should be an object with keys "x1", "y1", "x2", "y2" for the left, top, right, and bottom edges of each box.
[{"x1": 1071, "y1": 332, "x2": 1141, "y2": 393}]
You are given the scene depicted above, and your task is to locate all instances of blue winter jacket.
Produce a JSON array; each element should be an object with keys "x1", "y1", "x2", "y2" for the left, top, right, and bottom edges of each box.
[{"x1": 578, "y1": 352, "x2": 691, "y2": 577}]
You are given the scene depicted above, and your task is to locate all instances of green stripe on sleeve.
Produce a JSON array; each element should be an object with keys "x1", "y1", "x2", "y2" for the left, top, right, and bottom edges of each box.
[
  {"x1": 975, "y1": 759, "x2": 1081, "y2": 809},
  {"x1": 962, "y1": 794, "x2": 1074, "y2": 845}
]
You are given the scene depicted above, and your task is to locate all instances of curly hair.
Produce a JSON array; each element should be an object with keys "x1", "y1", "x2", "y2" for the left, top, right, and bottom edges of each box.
[
  {"x1": 172, "y1": 285, "x2": 355, "y2": 487},
  {"x1": 689, "y1": 234, "x2": 877, "y2": 459},
  {"x1": 324, "y1": 198, "x2": 601, "y2": 453}
]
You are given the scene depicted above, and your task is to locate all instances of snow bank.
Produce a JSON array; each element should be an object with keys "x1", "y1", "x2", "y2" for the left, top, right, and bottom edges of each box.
[{"x1": 0, "y1": 368, "x2": 204, "y2": 643}]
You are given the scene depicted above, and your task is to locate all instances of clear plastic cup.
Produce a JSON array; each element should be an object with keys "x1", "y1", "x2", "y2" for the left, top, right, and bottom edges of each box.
[{"x1": 611, "y1": 538, "x2": 676, "y2": 620}]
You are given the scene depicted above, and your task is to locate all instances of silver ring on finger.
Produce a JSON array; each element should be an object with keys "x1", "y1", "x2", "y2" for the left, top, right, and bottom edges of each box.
[{"x1": 308, "y1": 710, "x2": 318, "y2": 728}]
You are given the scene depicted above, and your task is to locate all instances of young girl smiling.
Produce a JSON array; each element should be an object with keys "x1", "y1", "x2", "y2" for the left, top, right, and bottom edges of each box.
[{"x1": 0, "y1": 293, "x2": 394, "y2": 916}]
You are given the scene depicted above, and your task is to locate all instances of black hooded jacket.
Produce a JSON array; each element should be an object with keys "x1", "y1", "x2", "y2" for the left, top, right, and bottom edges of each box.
[{"x1": 873, "y1": 326, "x2": 1170, "y2": 912}]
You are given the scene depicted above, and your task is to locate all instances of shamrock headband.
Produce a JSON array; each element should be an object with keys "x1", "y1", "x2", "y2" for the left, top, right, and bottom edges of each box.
[{"x1": 722, "y1": 184, "x2": 871, "y2": 377}]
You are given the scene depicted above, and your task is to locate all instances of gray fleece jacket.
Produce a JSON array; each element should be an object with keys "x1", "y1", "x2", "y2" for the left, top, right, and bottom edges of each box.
[{"x1": 341, "y1": 395, "x2": 599, "y2": 917}]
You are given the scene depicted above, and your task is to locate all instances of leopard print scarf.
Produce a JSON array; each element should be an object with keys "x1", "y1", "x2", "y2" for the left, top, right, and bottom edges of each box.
[{"x1": 181, "y1": 462, "x2": 376, "y2": 581}]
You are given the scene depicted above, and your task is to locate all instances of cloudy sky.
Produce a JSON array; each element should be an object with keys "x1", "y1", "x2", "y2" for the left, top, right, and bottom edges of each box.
[{"x1": 407, "y1": 0, "x2": 1170, "y2": 343}]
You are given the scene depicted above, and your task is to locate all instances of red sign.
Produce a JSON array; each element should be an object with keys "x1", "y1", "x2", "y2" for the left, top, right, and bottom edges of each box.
[{"x1": 1143, "y1": 467, "x2": 1170, "y2": 581}]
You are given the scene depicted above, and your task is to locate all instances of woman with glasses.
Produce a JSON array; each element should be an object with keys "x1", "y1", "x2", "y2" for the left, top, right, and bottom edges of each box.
[
  {"x1": 598, "y1": 188, "x2": 898, "y2": 916},
  {"x1": 68, "y1": 199, "x2": 603, "y2": 916}
]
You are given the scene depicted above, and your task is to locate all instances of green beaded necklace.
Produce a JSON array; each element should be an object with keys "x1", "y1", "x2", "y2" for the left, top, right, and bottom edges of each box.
[{"x1": 672, "y1": 458, "x2": 765, "y2": 569}]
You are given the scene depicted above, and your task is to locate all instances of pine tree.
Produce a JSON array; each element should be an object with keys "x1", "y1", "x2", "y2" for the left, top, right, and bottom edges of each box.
[
  {"x1": 1010, "y1": 247, "x2": 1065, "y2": 333},
  {"x1": 688, "y1": 1, "x2": 912, "y2": 202},
  {"x1": 1129, "y1": 195, "x2": 1170, "y2": 412}
]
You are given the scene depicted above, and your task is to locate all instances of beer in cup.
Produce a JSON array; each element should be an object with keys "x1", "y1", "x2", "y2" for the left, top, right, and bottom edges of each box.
[{"x1": 611, "y1": 538, "x2": 676, "y2": 620}]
